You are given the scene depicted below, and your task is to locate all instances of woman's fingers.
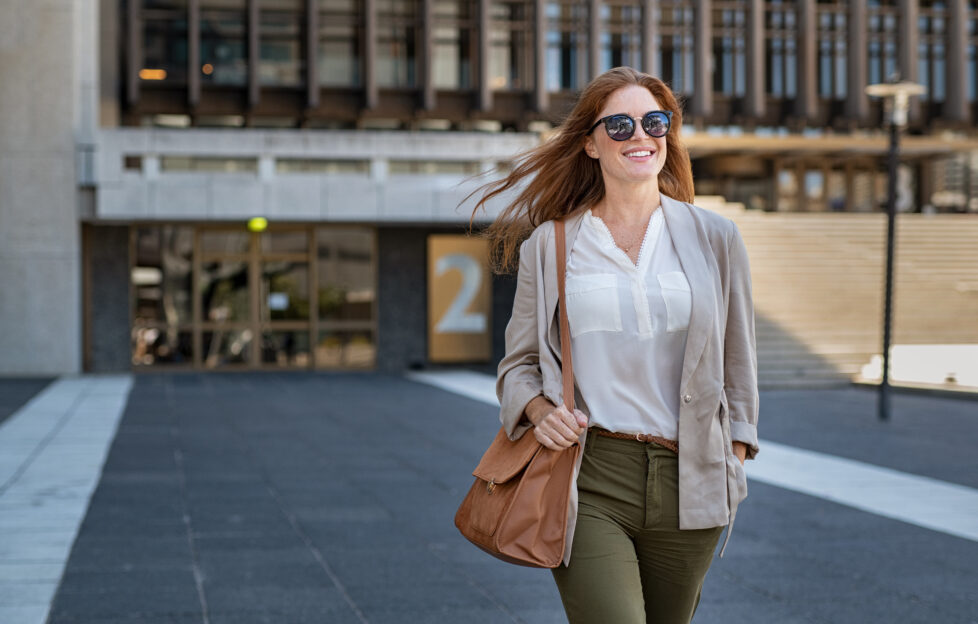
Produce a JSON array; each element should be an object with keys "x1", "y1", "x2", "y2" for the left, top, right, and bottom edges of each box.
[
  {"x1": 529, "y1": 404, "x2": 589, "y2": 451},
  {"x1": 533, "y1": 426, "x2": 565, "y2": 450},
  {"x1": 531, "y1": 406, "x2": 584, "y2": 449},
  {"x1": 548, "y1": 415, "x2": 579, "y2": 442},
  {"x1": 557, "y1": 407, "x2": 587, "y2": 436}
]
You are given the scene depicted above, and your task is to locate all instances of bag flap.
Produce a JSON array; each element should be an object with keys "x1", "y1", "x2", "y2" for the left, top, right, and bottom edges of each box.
[{"x1": 472, "y1": 427, "x2": 542, "y2": 484}]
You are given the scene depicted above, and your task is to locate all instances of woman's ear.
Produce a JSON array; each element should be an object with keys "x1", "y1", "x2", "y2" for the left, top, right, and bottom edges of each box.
[{"x1": 583, "y1": 137, "x2": 599, "y2": 160}]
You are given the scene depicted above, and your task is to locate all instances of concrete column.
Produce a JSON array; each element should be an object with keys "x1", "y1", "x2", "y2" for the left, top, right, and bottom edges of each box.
[
  {"x1": 946, "y1": 0, "x2": 969, "y2": 123},
  {"x1": 84, "y1": 226, "x2": 131, "y2": 372},
  {"x1": 589, "y1": 0, "x2": 601, "y2": 79},
  {"x1": 0, "y1": 0, "x2": 83, "y2": 373},
  {"x1": 188, "y1": 0, "x2": 200, "y2": 108},
  {"x1": 641, "y1": 0, "x2": 660, "y2": 77},
  {"x1": 478, "y1": 0, "x2": 492, "y2": 111},
  {"x1": 898, "y1": 0, "x2": 919, "y2": 122},
  {"x1": 364, "y1": 0, "x2": 378, "y2": 109},
  {"x1": 306, "y1": 0, "x2": 319, "y2": 108},
  {"x1": 846, "y1": 0, "x2": 869, "y2": 123},
  {"x1": 534, "y1": 0, "x2": 548, "y2": 112},
  {"x1": 692, "y1": 0, "x2": 712, "y2": 119},
  {"x1": 745, "y1": 0, "x2": 765, "y2": 119},
  {"x1": 421, "y1": 0, "x2": 435, "y2": 110},
  {"x1": 125, "y1": 0, "x2": 140, "y2": 106},
  {"x1": 796, "y1": 0, "x2": 817, "y2": 122},
  {"x1": 100, "y1": 0, "x2": 121, "y2": 125},
  {"x1": 76, "y1": 0, "x2": 99, "y2": 143},
  {"x1": 248, "y1": 0, "x2": 259, "y2": 108}
]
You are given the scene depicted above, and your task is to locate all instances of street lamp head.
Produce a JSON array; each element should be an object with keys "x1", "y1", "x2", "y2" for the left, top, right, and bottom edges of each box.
[{"x1": 865, "y1": 81, "x2": 927, "y2": 127}]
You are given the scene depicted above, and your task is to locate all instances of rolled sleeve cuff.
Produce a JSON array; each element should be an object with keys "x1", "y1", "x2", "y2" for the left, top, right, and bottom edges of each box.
[
  {"x1": 730, "y1": 421, "x2": 759, "y2": 459},
  {"x1": 500, "y1": 382, "x2": 542, "y2": 440}
]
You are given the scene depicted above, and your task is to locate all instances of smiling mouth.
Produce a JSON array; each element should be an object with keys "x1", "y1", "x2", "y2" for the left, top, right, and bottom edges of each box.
[{"x1": 624, "y1": 150, "x2": 655, "y2": 159}]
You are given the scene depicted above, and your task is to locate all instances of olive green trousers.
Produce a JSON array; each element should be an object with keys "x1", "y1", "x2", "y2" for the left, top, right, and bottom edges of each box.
[{"x1": 552, "y1": 431, "x2": 724, "y2": 624}]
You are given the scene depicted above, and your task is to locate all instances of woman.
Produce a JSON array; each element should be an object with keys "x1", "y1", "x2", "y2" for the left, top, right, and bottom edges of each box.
[{"x1": 471, "y1": 67, "x2": 759, "y2": 623}]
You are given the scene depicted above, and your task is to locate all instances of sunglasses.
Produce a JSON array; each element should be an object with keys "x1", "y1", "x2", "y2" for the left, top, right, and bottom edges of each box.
[{"x1": 587, "y1": 110, "x2": 673, "y2": 141}]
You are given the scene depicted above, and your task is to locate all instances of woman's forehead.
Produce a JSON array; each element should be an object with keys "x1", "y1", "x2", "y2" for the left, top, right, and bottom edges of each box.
[{"x1": 599, "y1": 85, "x2": 661, "y2": 116}]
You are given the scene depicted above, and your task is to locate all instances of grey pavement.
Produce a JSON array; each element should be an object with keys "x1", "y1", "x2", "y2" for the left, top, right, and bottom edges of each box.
[
  {"x1": 1, "y1": 373, "x2": 976, "y2": 623},
  {"x1": 0, "y1": 378, "x2": 55, "y2": 426}
]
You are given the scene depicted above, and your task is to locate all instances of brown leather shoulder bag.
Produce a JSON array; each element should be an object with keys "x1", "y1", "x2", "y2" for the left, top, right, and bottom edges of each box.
[{"x1": 454, "y1": 218, "x2": 579, "y2": 568}]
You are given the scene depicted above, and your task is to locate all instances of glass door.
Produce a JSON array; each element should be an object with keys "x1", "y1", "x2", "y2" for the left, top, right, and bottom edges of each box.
[
  {"x1": 196, "y1": 228, "x2": 255, "y2": 369},
  {"x1": 193, "y1": 227, "x2": 316, "y2": 370},
  {"x1": 258, "y1": 229, "x2": 313, "y2": 369},
  {"x1": 142, "y1": 224, "x2": 377, "y2": 371}
]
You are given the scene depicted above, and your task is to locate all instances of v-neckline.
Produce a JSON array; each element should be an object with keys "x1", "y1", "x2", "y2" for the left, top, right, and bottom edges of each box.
[{"x1": 586, "y1": 208, "x2": 663, "y2": 274}]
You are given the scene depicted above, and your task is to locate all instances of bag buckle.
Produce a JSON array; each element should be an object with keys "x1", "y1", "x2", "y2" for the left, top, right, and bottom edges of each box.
[{"x1": 486, "y1": 479, "x2": 496, "y2": 494}]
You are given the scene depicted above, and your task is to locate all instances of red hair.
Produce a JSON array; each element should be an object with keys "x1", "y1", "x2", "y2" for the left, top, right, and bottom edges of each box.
[{"x1": 470, "y1": 67, "x2": 694, "y2": 274}]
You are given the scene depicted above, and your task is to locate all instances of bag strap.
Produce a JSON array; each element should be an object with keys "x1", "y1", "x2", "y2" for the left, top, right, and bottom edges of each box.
[{"x1": 554, "y1": 219, "x2": 575, "y2": 412}]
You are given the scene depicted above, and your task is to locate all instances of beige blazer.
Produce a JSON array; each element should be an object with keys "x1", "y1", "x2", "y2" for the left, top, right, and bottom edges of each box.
[{"x1": 495, "y1": 194, "x2": 759, "y2": 562}]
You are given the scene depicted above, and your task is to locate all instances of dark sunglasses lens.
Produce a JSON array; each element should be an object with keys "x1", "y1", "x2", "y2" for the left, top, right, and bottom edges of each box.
[
  {"x1": 604, "y1": 115, "x2": 635, "y2": 141},
  {"x1": 642, "y1": 112, "x2": 670, "y2": 137}
]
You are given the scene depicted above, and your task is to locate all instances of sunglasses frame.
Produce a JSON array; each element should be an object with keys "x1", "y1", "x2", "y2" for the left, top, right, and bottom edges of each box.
[{"x1": 587, "y1": 110, "x2": 674, "y2": 141}]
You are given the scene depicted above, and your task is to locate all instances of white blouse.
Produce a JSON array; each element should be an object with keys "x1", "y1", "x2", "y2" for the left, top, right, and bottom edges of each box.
[{"x1": 565, "y1": 207, "x2": 691, "y2": 440}]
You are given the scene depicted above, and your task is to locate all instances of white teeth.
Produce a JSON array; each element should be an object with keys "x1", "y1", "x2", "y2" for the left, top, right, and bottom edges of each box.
[{"x1": 626, "y1": 150, "x2": 652, "y2": 157}]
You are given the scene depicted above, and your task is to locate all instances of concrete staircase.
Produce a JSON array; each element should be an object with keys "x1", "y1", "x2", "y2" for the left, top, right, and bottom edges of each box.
[{"x1": 695, "y1": 196, "x2": 978, "y2": 388}]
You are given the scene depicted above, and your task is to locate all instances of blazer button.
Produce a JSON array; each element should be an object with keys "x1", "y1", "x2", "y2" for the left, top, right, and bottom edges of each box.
[{"x1": 683, "y1": 394, "x2": 692, "y2": 404}]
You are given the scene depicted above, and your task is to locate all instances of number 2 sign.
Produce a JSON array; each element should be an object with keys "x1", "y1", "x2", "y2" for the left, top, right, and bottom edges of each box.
[{"x1": 427, "y1": 235, "x2": 491, "y2": 363}]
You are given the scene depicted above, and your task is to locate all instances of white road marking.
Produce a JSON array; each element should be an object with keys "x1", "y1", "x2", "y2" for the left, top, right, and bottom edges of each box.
[
  {"x1": 0, "y1": 375, "x2": 133, "y2": 624},
  {"x1": 407, "y1": 370, "x2": 978, "y2": 543}
]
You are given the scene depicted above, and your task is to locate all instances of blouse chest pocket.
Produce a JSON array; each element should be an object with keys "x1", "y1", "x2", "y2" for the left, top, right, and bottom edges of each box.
[
  {"x1": 565, "y1": 273, "x2": 622, "y2": 338},
  {"x1": 656, "y1": 271, "x2": 692, "y2": 333}
]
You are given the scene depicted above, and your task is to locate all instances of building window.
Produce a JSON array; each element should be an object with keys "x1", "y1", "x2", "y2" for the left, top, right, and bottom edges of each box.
[
  {"x1": 489, "y1": 1, "x2": 534, "y2": 90},
  {"x1": 160, "y1": 157, "x2": 258, "y2": 172},
  {"x1": 376, "y1": 0, "x2": 419, "y2": 88},
  {"x1": 433, "y1": 0, "x2": 474, "y2": 89},
  {"x1": 919, "y1": 1, "x2": 947, "y2": 103},
  {"x1": 200, "y1": 0, "x2": 247, "y2": 86},
  {"x1": 601, "y1": 2, "x2": 642, "y2": 74},
  {"x1": 659, "y1": 0, "x2": 695, "y2": 94},
  {"x1": 318, "y1": 0, "x2": 362, "y2": 86},
  {"x1": 776, "y1": 167, "x2": 798, "y2": 212},
  {"x1": 276, "y1": 159, "x2": 370, "y2": 174},
  {"x1": 388, "y1": 160, "x2": 482, "y2": 174},
  {"x1": 546, "y1": 1, "x2": 588, "y2": 91},
  {"x1": 260, "y1": 0, "x2": 304, "y2": 87},
  {"x1": 766, "y1": 0, "x2": 797, "y2": 98},
  {"x1": 316, "y1": 228, "x2": 377, "y2": 369},
  {"x1": 713, "y1": 1, "x2": 747, "y2": 97},
  {"x1": 969, "y1": 7, "x2": 978, "y2": 101},
  {"x1": 141, "y1": 0, "x2": 189, "y2": 85},
  {"x1": 867, "y1": 0, "x2": 899, "y2": 86},
  {"x1": 817, "y1": 2, "x2": 847, "y2": 99}
]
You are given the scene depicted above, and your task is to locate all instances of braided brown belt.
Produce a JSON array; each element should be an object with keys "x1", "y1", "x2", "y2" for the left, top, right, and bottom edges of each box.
[{"x1": 591, "y1": 428, "x2": 679, "y2": 454}]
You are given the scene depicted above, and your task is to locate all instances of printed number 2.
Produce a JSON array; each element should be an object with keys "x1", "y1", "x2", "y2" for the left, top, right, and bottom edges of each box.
[{"x1": 435, "y1": 254, "x2": 487, "y2": 333}]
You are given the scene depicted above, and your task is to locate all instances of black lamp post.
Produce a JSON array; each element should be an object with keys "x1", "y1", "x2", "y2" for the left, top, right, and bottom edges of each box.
[{"x1": 864, "y1": 78, "x2": 925, "y2": 421}]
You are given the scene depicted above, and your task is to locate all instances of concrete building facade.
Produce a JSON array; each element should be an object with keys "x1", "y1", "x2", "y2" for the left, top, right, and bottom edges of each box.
[{"x1": 1, "y1": 0, "x2": 977, "y2": 376}]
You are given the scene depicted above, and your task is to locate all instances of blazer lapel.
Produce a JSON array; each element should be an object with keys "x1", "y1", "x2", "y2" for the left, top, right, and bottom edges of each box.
[{"x1": 661, "y1": 195, "x2": 713, "y2": 392}]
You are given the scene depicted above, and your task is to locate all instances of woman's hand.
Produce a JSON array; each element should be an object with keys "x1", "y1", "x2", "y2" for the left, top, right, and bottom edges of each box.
[
  {"x1": 524, "y1": 396, "x2": 588, "y2": 451},
  {"x1": 732, "y1": 441, "x2": 748, "y2": 465}
]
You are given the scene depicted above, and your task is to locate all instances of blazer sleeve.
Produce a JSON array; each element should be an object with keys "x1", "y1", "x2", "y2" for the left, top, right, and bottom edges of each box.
[
  {"x1": 724, "y1": 223, "x2": 760, "y2": 459},
  {"x1": 496, "y1": 237, "x2": 545, "y2": 441}
]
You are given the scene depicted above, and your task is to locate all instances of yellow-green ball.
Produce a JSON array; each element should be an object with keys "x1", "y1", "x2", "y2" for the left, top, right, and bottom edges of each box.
[{"x1": 247, "y1": 217, "x2": 268, "y2": 232}]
